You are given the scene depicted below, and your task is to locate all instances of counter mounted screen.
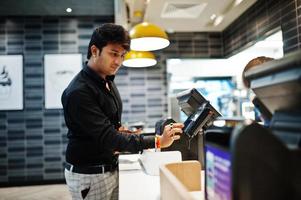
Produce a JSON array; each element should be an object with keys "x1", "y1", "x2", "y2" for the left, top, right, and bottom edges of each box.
[{"x1": 176, "y1": 88, "x2": 221, "y2": 138}]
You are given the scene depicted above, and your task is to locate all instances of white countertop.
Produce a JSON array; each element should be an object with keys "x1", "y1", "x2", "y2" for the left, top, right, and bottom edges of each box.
[
  {"x1": 119, "y1": 154, "x2": 160, "y2": 200},
  {"x1": 119, "y1": 153, "x2": 205, "y2": 200}
]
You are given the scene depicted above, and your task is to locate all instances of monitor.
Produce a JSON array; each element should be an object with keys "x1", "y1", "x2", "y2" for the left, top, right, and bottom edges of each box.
[
  {"x1": 205, "y1": 144, "x2": 232, "y2": 200},
  {"x1": 176, "y1": 88, "x2": 208, "y2": 116},
  {"x1": 177, "y1": 88, "x2": 221, "y2": 138}
]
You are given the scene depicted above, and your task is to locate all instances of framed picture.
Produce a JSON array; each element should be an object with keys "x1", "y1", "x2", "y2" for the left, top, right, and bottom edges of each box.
[
  {"x1": 0, "y1": 55, "x2": 23, "y2": 110},
  {"x1": 44, "y1": 54, "x2": 82, "y2": 109}
]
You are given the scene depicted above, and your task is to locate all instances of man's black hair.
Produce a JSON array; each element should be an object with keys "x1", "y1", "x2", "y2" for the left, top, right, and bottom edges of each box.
[{"x1": 87, "y1": 23, "x2": 130, "y2": 59}]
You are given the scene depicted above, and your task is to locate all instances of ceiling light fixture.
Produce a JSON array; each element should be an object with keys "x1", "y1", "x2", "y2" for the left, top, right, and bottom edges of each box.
[
  {"x1": 210, "y1": 14, "x2": 217, "y2": 20},
  {"x1": 123, "y1": 50, "x2": 157, "y2": 67},
  {"x1": 66, "y1": 8, "x2": 72, "y2": 13},
  {"x1": 129, "y1": 22, "x2": 170, "y2": 51},
  {"x1": 234, "y1": 0, "x2": 244, "y2": 6},
  {"x1": 213, "y1": 15, "x2": 224, "y2": 26}
]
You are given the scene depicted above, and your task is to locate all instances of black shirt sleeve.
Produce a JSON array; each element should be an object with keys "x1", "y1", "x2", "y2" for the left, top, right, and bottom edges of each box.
[{"x1": 65, "y1": 87, "x2": 154, "y2": 153}]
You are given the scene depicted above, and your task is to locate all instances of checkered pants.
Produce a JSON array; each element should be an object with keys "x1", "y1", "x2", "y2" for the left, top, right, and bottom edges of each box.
[{"x1": 65, "y1": 168, "x2": 119, "y2": 200}]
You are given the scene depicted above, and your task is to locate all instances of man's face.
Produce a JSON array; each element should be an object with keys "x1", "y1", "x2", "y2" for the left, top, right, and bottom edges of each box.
[{"x1": 95, "y1": 43, "x2": 127, "y2": 77}]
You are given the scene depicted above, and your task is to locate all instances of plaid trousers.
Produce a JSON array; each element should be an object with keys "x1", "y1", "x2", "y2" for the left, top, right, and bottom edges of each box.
[{"x1": 65, "y1": 168, "x2": 119, "y2": 200}]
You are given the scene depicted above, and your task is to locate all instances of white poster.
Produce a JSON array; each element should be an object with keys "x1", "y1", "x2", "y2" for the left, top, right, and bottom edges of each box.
[
  {"x1": 44, "y1": 54, "x2": 82, "y2": 109},
  {"x1": 0, "y1": 55, "x2": 23, "y2": 110}
]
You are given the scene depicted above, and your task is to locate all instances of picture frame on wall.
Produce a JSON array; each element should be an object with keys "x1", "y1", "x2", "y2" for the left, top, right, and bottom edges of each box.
[
  {"x1": 0, "y1": 55, "x2": 23, "y2": 110},
  {"x1": 44, "y1": 54, "x2": 82, "y2": 109}
]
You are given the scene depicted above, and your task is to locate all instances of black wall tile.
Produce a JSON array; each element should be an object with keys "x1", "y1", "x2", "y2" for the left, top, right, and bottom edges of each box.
[{"x1": 223, "y1": 0, "x2": 300, "y2": 56}]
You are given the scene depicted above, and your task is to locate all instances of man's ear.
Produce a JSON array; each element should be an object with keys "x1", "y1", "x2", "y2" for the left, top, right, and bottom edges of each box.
[{"x1": 90, "y1": 45, "x2": 99, "y2": 57}]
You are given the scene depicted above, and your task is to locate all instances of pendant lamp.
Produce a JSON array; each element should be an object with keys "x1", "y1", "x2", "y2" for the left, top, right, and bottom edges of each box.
[
  {"x1": 123, "y1": 50, "x2": 157, "y2": 67},
  {"x1": 129, "y1": 22, "x2": 170, "y2": 51}
]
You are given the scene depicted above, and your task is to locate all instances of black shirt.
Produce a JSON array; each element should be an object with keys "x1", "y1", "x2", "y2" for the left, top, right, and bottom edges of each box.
[{"x1": 61, "y1": 64, "x2": 154, "y2": 166}]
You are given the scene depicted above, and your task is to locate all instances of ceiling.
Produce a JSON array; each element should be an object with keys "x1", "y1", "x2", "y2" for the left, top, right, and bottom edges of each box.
[
  {"x1": 0, "y1": 0, "x2": 114, "y2": 16},
  {"x1": 0, "y1": 0, "x2": 257, "y2": 32},
  {"x1": 124, "y1": 0, "x2": 257, "y2": 32}
]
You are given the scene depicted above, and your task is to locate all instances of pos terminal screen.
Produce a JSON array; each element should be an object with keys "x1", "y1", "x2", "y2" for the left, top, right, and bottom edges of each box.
[
  {"x1": 183, "y1": 108, "x2": 209, "y2": 137},
  {"x1": 205, "y1": 145, "x2": 232, "y2": 200},
  {"x1": 177, "y1": 88, "x2": 221, "y2": 138}
]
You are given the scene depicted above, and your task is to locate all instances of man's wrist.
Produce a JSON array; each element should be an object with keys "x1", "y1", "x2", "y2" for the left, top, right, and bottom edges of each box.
[{"x1": 155, "y1": 135, "x2": 161, "y2": 151}]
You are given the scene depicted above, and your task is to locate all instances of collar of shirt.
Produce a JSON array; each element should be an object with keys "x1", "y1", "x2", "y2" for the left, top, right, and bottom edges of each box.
[{"x1": 83, "y1": 62, "x2": 115, "y2": 88}]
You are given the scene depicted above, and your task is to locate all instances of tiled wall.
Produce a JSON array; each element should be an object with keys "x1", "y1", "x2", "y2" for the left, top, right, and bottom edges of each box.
[
  {"x1": 163, "y1": 32, "x2": 223, "y2": 58},
  {"x1": 115, "y1": 66, "x2": 168, "y2": 128},
  {"x1": 0, "y1": 16, "x2": 114, "y2": 186},
  {"x1": 223, "y1": 0, "x2": 301, "y2": 57}
]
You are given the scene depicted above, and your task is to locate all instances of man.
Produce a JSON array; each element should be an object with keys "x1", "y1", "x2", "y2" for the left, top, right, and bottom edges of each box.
[
  {"x1": 242, "y1": 56, "x2": 274, "y2": 88},
  {"x1": 242, "y1": 56, "x2": 274, "y2": 125},
  {"x1": 61, "y1": 23, "x2": 183, "y2": 200}
]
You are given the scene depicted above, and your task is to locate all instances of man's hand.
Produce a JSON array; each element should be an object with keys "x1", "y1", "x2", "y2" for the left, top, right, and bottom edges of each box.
[
  {"x1": 160, "y1": 123, "x2": 184, "y2": 148},
  {"x1": 118, "y1": 126, "x2": 142, "y2": 134}
]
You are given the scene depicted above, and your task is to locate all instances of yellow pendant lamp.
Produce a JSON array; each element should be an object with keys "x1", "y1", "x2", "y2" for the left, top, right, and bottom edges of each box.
[
  {"x1": 123, "y1": 50, "x2": 157, "y2": 67},
  {"x1": 129, "y1": 22, "x2": 170, "y2": 51}
]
